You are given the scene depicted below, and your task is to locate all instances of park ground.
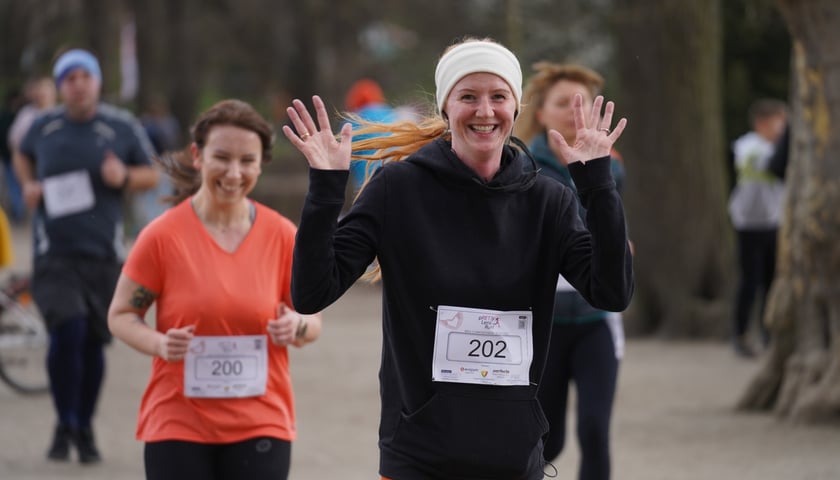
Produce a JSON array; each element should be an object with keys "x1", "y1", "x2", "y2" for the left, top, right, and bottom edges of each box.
[{"x1": 1, "y1": 226, "x2": 839, "y2": 480}]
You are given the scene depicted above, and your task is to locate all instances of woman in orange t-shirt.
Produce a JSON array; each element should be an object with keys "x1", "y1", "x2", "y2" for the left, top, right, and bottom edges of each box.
[{"x1": 108, "y1": 99, "x2": 322, "y2": 480}]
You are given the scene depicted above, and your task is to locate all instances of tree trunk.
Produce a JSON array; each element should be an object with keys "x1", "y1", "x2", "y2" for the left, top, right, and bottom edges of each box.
[
  {"x1": 284, "y1": 0, "x2": 319, "y2": 104},
  {"x1": 131, "y1": 0, "x2": 162, "y2": 115},
  {"x1": 165, "y1": 0, "x2": 198, "y2": 140},
  {"x1": 613, "y1": 0, "x2": 734, "y2": 338},
  {"x1": 737, "y1": 0, "x2": 840, "y2": 424},
  {"x1": 1, "y1": 0, "x2": 26, "y2": 80},
  {"x1": 80, "y1": 0, "x2": 117, "y2": 93}
]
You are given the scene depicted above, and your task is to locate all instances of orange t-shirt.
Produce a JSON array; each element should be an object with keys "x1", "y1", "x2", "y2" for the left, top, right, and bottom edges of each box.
[{"x1": 123, "y1": 199, "x2": 298, "y2": 443}]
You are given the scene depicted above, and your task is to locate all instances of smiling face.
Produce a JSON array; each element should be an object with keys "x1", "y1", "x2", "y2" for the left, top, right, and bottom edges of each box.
[
  {"x1": 536, "y1": 79, "x2": 593, "y2": 143},
  {"x1": 192, "y1": 124, "x2": 263, "y2": 207},
  {"x1": 444, "y1": 72, "x2": 517, "y2": 168}
]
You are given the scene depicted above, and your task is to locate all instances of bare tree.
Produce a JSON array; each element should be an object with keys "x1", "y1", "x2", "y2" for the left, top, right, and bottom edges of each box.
[
  {"x1": 612, "y1": 0, "x2": 734, "y2": 338},
  {"x1": 2, "y1": 0, "x2": 93, "y2": 81},
  {"x1": 80, "y1": 0, "x2": 110, "y2": 63},
  {"x1": 738, "y1": 0, "x2": 840, "y2": 423}
]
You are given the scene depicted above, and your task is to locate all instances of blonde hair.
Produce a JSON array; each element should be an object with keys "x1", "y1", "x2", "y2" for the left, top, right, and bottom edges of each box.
[
  {"x1": 347, "y1": 111, "x2": 447, "y2": 283},
  {"x1": 514, "y1": 62, "x2": 604, "y2": 143}
]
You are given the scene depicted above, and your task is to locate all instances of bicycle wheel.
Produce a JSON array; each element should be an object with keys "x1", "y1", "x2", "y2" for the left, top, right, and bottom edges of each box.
[{"x1": 0, "y1": 281, "x2": 49, "y2": 395}]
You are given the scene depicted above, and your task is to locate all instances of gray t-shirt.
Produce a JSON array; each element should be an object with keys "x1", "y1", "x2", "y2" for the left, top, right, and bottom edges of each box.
[{"x1": 19, "y1": 103, "x2": 155, "y2": 260}]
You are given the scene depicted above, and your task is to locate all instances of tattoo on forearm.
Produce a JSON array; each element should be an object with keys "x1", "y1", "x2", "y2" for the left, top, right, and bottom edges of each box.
[{"x1": 130, "y1": 286, "x2": 156, "y2": 310}]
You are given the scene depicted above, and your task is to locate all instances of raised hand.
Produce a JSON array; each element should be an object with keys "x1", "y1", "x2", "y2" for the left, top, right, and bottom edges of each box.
[
  {"x1": 548, "y1": 94, "x2": 627, "y2": 165},
  {"x1": 282, "y1": 95, "x2": 353, "y2": 170}
]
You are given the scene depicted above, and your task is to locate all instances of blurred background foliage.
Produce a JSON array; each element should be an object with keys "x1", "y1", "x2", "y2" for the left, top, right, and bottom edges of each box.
[
  {"x1": 0, "y1": 0, "x2": 791, "y2": 336},
  {"x1": 7, "y1": 0, "x2": 840, "y2": 422},
  {"x1": 1, "y1": 0, "x2": 789, "y2": 155}
]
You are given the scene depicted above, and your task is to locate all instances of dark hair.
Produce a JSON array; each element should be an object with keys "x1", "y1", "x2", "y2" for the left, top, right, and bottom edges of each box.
[
  {"x1": 748, "y1": 98, "x2": 787, "y2": 125},
  {"x1": 158, "y1": 99, "x2": 274, "y2": 205}
]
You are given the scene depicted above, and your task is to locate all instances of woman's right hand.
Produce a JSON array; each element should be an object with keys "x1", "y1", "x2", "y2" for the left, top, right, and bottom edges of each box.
[
  {"x1": 282, "y1": 95, "x2": 353, "y2": 170},
  {"x1": 156, "y1": 325, "x2": 195, "y2": 362}
]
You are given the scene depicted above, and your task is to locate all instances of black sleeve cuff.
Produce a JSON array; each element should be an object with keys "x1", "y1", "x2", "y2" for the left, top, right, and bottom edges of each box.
[
  {"x1": 567, "y1": 156, "x2": 614, "y2": 192},
  {"x1": 307, "y1": 168, "x2": 349, "y2": 205}
]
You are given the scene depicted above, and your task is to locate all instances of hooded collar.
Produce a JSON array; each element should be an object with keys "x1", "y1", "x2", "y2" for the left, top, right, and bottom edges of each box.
[{"x1": 407, "y1": 137, "x2": 538, "y2": 193}]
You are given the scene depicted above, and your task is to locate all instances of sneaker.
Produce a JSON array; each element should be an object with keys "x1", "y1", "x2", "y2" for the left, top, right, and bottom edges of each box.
[
  {"x1": 46, "y1": 424, "x2": 72, "y2": 461},
  {"x1": 74, "y1": 427, "x2": 102, "y2": 464}
]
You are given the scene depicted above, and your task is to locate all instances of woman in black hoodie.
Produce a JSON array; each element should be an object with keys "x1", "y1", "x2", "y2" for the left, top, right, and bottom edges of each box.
[{"x1": 282, "y1": 37, "x2": 634, "y2": 480}]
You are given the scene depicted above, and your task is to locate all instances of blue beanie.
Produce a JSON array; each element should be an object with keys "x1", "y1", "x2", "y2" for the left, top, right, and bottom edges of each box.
[{"x1": 53, "y1": 49, "x2": 101, "y2": 85}]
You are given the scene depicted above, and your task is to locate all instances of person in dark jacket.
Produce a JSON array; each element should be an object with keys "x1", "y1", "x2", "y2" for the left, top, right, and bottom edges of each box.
[
  {"x1": 515, "y1": 61, "x2": 627, "y2": 480},
  {"x1": 282, "y1": 37, "x2": 634, "y2": 480}
]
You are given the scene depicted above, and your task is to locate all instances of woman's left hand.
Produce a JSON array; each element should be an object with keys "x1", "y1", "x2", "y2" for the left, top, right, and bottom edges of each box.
[{"x1": 548, "y1": 94, "x2": 627, "y2": 164}]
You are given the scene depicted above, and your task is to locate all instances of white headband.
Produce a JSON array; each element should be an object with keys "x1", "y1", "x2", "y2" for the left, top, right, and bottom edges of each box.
[{"x1": 434, "y1": 41, "x2": 522, "y2": 116}]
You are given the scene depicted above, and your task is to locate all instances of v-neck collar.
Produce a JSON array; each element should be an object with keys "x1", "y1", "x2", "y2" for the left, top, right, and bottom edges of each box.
[{"x1": 189, "y1": 198, "x2": 257, "y2": 255}]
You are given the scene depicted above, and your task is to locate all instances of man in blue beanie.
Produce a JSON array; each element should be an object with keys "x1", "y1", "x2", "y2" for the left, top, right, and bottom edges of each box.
[{"x1": 12, "y1": 48, "x2": 159, "y2": 464}]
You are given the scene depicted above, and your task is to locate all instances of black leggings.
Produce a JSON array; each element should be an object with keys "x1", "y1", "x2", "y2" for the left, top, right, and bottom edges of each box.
[
  {"x1": 144, "y1": 437, "x2": 291, "y2": 480},
  {"x1": 47, "y1": 314, "x2": 105, "y2": 429},
  {"x1": 734, "y1": 229, "x2": 777, "y2": 338},
  {"x1": 538, "y1": 320, "x2": 618, "y2": 480}
]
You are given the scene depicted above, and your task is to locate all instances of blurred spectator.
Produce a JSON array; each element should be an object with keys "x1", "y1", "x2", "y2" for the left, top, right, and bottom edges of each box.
[
  {"x1": 135, "y1": 94, "x2": 181, "y2": 230},
  {"x1": 140, "y1": 94, "x2": 180, "y2": 155},
  {"x1": 0, "y1": 205, "x2": 13, "y2": 268},
  {"x1": 0, "y1": 87, "x2": 26, "y2": 222},
  {"x1": 767, "y1": 124, "x2": 790, "y2": 180},
  {"x1": 344, "y1": 78, "x2": 396, "y2": 194},
  {"x1": 6, "y1": 76, "x2": 57, "y2": 223},
  {"x1": 728, "y1": 98, "x2": 787, "y2": 358},
  {"x1": 515, "y1": 61, "x2": 626, "y2": 479}
]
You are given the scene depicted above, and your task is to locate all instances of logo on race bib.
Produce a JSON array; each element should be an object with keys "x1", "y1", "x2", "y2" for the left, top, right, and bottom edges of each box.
[
  {"x1": 481, "y1": 370, "x2": 488, "y2": 377},
  {"x1": 190, "y1": 340, "x2": 206, "y2": 354},
  {"x1": 479, "y1": 315, "x2": 501, "y2": 329},
  {"x1": 440, "y1": 312, "x2": 464, "y2": 329}
]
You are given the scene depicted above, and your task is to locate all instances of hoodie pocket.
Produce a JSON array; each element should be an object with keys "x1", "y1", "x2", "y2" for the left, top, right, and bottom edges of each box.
[{"x1": 390, "y1": 392, "x2": 548, "y2": 479}]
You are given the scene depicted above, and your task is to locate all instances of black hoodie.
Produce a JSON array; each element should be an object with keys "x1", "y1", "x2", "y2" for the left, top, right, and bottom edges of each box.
[{"x1": 293, "y1": 138, "x2": 633, "y2": 480}]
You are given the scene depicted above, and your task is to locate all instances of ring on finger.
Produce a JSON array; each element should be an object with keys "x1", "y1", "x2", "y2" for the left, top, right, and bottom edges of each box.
[
  {"x1": 600, "y1": 127, "x2": 610, "y2": 134},
  {"x1": 301, "y1": 131, "x2": 311, "y2": 140}
]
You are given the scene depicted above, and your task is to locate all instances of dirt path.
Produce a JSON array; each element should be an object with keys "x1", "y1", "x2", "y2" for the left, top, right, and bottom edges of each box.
[{"x1": 1, "y1": 230, "x2": 838, "y2": 479}]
